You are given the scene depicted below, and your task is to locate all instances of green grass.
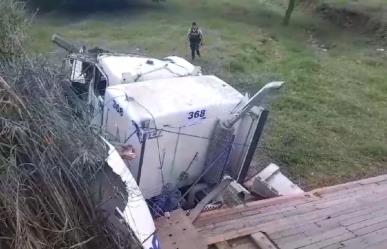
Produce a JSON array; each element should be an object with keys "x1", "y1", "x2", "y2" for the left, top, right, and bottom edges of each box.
[{"x1": 29, "y1": 0, "x2": 387, "y2": 189}]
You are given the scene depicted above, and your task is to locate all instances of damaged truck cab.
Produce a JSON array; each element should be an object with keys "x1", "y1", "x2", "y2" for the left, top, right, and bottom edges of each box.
[
  {"x1": 68, "y1": 53, "x2": 201, "y2": 129},
  {"x1": 54, "y1": 34, "x2": 283, "y2": 225}
]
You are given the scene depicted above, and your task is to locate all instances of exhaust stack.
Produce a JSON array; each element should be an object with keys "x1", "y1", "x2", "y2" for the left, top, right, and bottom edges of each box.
[{"x1": 51, "y1": 33, "x2": 79, "y2": 53}]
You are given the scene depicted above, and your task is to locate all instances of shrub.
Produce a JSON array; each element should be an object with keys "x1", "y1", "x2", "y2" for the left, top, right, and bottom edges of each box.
[
  {"x1": 0, "y1": 57, "x2": 142, "y2": 249},
  {"x1": 0, "y1": 0, "x2": 29, "y2": 61},
  {"x1": 0, "y1": 1, "x2": 142, "y2": 248}
]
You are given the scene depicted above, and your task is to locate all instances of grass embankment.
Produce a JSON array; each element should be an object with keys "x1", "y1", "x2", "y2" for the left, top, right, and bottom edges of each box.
[{"x1": 29, "y1": 0, "x2": 387, "y2": 189}]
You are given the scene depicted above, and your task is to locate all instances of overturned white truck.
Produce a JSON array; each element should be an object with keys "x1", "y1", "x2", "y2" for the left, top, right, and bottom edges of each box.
[{"x1": 54, "y1": 34, "x2": 283, "y2": 247}]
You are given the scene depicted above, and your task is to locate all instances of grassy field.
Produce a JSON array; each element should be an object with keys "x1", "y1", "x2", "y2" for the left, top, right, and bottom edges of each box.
[{"x1": 29, "y1": 0, "x2": 387, "y2": 189}]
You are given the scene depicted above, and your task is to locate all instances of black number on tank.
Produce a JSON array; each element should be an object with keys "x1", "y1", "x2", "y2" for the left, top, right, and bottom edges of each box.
[
  {"x1": 113, "y1": 100, "x2": 124, "y2": 117},
  {"x1": 188, "y1": 110, "x2": 206, "y2": 120}
]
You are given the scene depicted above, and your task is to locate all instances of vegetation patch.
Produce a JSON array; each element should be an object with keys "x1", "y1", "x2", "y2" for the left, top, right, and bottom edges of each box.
[{"x1": 0, "y1": 1, "x2": 141, "y2": 248}]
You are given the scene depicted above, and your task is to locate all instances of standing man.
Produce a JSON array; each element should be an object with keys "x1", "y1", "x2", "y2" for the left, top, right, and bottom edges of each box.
[{"x1": 187, "y1": 22, "x2": 203, "y2": 60}]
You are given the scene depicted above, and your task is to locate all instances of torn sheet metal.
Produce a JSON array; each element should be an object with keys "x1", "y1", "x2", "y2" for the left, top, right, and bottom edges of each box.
[
  {"x1": 251, "y1": 163, "x2": 304, "y2": 198},
  {"x1": 103, "y1": 138, "x2": 160, "y2": 249}
]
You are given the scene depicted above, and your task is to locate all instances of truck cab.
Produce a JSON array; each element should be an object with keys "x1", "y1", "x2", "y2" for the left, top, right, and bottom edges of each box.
[
  {"x1": 68, "y1": 53, "x2": 201, "y2": 128},
  {"x1": 56, "y1": 35, "x2": 282, "y2": 214}
]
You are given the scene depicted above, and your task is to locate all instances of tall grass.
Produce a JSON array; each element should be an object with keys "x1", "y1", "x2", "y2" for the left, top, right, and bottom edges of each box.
[
  {"x1": 0, "y1": 0, "x2": 30, "y2": 61},
  {"x1": 0, "y1": 1, "x2": 141, "y2": 248},
  {"x1": 0, "y1": 60, "x2": 140, "y2": 249}
]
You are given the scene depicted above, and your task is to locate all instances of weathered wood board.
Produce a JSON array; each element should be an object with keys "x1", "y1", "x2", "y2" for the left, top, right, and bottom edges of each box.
[
  {"x1": 195, "y1": 174, "x2": 387, "y2": 249},
  {"x1": 155, "y1": 209, "x2": 207, "y2": 249}
]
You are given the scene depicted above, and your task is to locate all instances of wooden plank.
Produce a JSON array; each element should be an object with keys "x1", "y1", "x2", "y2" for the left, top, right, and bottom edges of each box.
[
  {"x1": 198, "y1": 174, "x2": 387, "y2": 227},
  {"x1": 367, "y1": 240, "x2": 387, "y2": 249},
  {"x1": 341, "y1": 227, "x2": 387, "y2": 249},
  {"x1": 202, "y1": 218, "x2": 294, "y2": 245},
  {"x1": 300, "y1": 232, "x2": 355, "y2": 249},
  {"x1": 303, "y1": 183, "x2": 387, "y2": 207},
  {"x1": 277, "y1": 227, "x2": 350, "y2": 249},
  {"x1": 321, "y1": 243, "x2": 345, "y2": 249},
  {"x1": 203, "y1": 209, "x2": 341, "y2": 242},
  {"x1": 194, "y1": 194, "x2": 311, "y2": 227},
  {"x1": 250, "y1": 232, "x2": 278, "y2": 249},
  {"x1": 202, "y1": 207, "x2": 341, "y2": 244},
  {"x1": 198, "y1": 184, "x2": 387, "y2": 238},
  {"x1": 358, "y1": 174, "x2": 387, "y2": 185},
  {"x1": 269, "y1": 223, "x2": 318, "y2": 240},
  {"x1": 346, "y1": 211, "x2": 387, "y2": 231},
  {"x1": 215, "y1": 241, "x2": 232, "y2": 249},
  {"x1": 200, "y1": 184, "x2": 373, "y2": 223},
  {"x1": 310, "y1": 174, "x2": 387, "y2": 196},
  {"x1": 315, "y1": 201, "x2": 387, "y2": 228},
  {"x1": 200, "y1": 185, "x2": 387, "y2": 237},
  {"x1": 199, "y1": 183, "x2": 387, "y2": 233},
  {"x1": 201, "y1": 199, "x2": 329, "y2": 232},
  {"x1": 203, "y1": 198, "x2": 366, "y2": 236},
  {"x1": 155, "y1": 209, "x2": 207, "y2": 249},
  {"x1": 274, "y1": 232, "x2": 309, "y2": 247},
  {"x1": 303, "y1": 221, "x2": 341, "y2": 237},
  {"x1": 195, "y1": 174, "x2": 387, "y2": 248},
  {"x1": 340, "y1": 207, "x2": 387, "y2": 227},
  {"x1": 195, "y1": 193, "x2": 314, "y2": 221},
  {"x1": 352, "y1": 219, "x2": 387, "y2": 236}
]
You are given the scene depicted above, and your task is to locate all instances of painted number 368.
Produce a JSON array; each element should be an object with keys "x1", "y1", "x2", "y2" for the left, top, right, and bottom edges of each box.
[
  {"x1": 188, "y1": 110, "x2": 206, "y2": 120},
  {"x1": 112, "y1": 100, "x2": 124, "y2": 117}
]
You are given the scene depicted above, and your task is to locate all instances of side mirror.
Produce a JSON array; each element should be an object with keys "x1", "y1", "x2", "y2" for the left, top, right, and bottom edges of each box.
[{"x1": 70, "y1": 60, "x2": 86, "y2": 84}]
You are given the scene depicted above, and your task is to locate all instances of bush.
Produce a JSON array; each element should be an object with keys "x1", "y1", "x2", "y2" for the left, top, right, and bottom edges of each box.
[
  {"x1": 0, "y1": 1, "x2": 142, "y2": 248},
  {"x1": 0, "y1": 0, "x2": 29, "y2": 61},
  {"x1": 0, "y1": 58, "x2": 142, "y2": 249}
]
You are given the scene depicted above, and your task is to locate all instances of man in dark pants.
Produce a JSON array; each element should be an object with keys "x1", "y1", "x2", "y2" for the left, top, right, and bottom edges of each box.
[{"x1": 187, "y1": 22, "x2": 203, "y2": 60}]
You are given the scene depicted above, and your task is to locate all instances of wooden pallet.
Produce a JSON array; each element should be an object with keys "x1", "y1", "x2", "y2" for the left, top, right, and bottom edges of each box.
[{"x1": 194, "y1": 174, "x2": 387, "y2": 249}]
